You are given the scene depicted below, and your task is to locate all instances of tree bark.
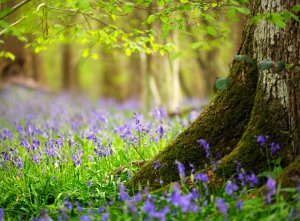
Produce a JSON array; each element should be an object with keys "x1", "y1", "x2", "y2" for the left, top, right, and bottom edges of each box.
[
  {"x1": 128, "y1": 0, "x2": 300, "y2": 191},
  {"x1": 61, "y1": 43, "x2": 76, "y2": 90}
]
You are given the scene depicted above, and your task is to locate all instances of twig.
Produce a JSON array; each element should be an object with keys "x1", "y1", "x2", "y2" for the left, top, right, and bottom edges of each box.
[
  {"x1": 0, "y1": 0, "x2": 32, "y2": 20},
  {"x1": 0, "y1": 17, "x2": 26, "y2": 36}
]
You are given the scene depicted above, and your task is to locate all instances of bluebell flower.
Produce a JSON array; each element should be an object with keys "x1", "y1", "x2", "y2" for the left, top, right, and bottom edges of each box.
[
  {"x1": 75, "y1": 202, "x2": 85, "y2": 213},
  {"x1": 154, "y1": 158, "x2": 160, "y2": 170},
  {"x1": 149, "y1": 206, "x2": 170, "y2": 221},
  {"x1": 246, "y1": 173, "x2": 259, "y2": 187},
  {"x1": 270, "y1": 143, "x2": 280, "y2": 156},
  {"x1": 118, "y1": 184, "x2": 130, "y2": 201},
  {"x1": 256, "y1": 135, "x2": 269, "y2": 146},
  {"x1": 134, "y1": 192, "x2": 142, "y2": 203},
  {"x1": 225, "y1": 181, "x2": 239, "y2": 195},
  {"x1": 64, "y1": 198, "x2": 72, "y2": 210},
  {"x1": 265, "y1": 177, "x2": 276, "y2": 204},
  {"x1": 0, "y1": 208, "x2": 4, "y2": 221},
  {"x1": 156, "y1": 124, "x2": 165, "y2": 140},
  {"x1": 236, "y1": 200, "x2": 243, "y2": 211},
  {"x1": 143, "y1": 198, "x2": 155, "y2": 213},
  {"x1": 215, "y1": 198, "x2": 228, "y2": 216},
  {"x1": 97, "y1": 207, "x2": 105, "y2": 214},
  {"x1": 197, "y1": 139, "x2": 210, "y2": 158},
  {"x1": 237, "y1": 172, "x2": 245, "y2": 186},
  {"x1": 101, "y1": 213, "x2": 109, "y2": 221},
  {"x1": 175, "y1": 160, "x2": 186, "y2": 180},
  {"x1": 80, "y1": 215, "x2": 93, "y2": 221},
  {"x1": 194, "y1": 173, "x2": 209, "y2": 182}
]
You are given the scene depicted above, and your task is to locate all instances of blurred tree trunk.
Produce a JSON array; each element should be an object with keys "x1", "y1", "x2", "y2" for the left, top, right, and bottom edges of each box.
[
  {"x1": 186, "y1": 23, "x2": 218, "y2": 96},
  {"x1": 31, "y1": 52, "x2": 44, "y2": 83},
  {"x1": 160, "y1": 30, "x2": 182, "y2": 112},
  {"x1": 61, "y1": 43, "x2": 75, "y2": 90},
  {"x1": 100, "y1": 49, "x2": 124, "y2": 100},
  {"x1": 129, "y1": 0, "x2": 300, "y2": 190}
]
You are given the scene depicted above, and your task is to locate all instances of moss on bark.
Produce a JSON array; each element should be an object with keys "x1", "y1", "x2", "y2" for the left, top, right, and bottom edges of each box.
[{"x1": 215, "y1": 84, "x2": 291, "y2": 178}]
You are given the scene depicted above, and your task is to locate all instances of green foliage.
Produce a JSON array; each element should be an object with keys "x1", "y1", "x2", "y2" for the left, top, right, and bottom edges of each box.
[
  {"x1": 0, "y1": 51, "x2": 15, "y2": 60},
  {"x1": 235, "y1": 55, "x2": 286, "y2": 72},
  {"x1": 0, "y1": 0, "x2": 253, "y2": 56},
  {"x1": 276, "y1": 61, "x2": 285, "y2": 72},
  {"x1": 215, "y1": 77, "x2": 230, "y2": 91},
  {"x1": 234, "y1": 55, "x2": 255, "y2": 64},
  {"x1": 258, "y1": 60, "x2": 273, "y2": 71},
  {"x1": 253, "y1": 10, "x2": 299, "y2": 29}
]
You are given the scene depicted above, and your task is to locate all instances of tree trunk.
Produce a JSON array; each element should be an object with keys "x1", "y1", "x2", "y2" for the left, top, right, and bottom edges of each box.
[
  {"x1": 61, "y1": 43, "x2": 75, "y2": 90},
  {"x1": 128, "y1": 0, "x2": 300, "y2": 191}
]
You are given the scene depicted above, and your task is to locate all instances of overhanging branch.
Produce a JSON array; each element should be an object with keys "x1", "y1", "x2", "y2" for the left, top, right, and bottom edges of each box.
[{"x1": 0, "y1": 0, "x2": 32, "y2": 20}]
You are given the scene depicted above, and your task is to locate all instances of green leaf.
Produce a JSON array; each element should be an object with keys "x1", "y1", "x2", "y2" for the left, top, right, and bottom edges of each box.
[
  {"x1": 234, "y1": 55, "x2": 255, "y2": 64},
  {"x1": 76, "y1": 0, "x2": 91, "y2": 10},
  {"x1": 258, "y1": 60, "x2": 273, "y2": 71},
  {"x1": 292, "y1": 4, "x2": 300, "y2": 13},
  {"x1": 147, "y1": 15, "x2": 156, "y2": 24},
  {"x1": 0, "y1": 7, "x2": 11, "y2": 19},
  {"x1": 170, "y1": 51, "x2": 183, "y2": 60},
  {"x1": 123, "y1": 2, "x2": 135, "y2": 13},
  {"x1": 0, "y1": 51, "x2": 15, "y2": 60},
  {"x1": 206, "y1": 26, "x2": 217, "y2": 36},
  {"x1": 125, "y1": 48, "x2": 132, "y2": 56},
  {"x1": 191, "y1": 41, "x2": 209, "y2": 50},
  {"x1": 235, "y1": 7, "x2": 250, "y2": 15},
  {"x1": 82, "y1": 48, "x2": 90, "y2": 58},
  {"x1": 215, "y1": 77, "x2": 230, "y2": 90},
  {"x1": 276, "y1": 61, "x2": 285, "y2": 72},
  {"x1": 270, "y1": 13, "x2": 286, "y2": 28}
]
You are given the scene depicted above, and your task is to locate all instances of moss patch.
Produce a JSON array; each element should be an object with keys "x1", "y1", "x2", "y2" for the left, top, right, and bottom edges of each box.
[{"x1": 215, "y1": 83, "x2": 291, "y2": 178}]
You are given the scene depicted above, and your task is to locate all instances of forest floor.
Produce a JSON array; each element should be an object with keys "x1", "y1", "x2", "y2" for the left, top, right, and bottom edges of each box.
[{"x1": 0, "y1": 86, "x2": 299, "y2": 220}]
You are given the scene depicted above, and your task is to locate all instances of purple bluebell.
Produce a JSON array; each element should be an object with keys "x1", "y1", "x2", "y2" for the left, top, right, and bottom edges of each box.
[
  {"x1": 236, "y1": 200, "x2": 243, "y2": 211},
  {"x1": 256, "y1": 135, "x2": 269, "y2": 146},
  {"x1": 64, "y1": 197, "x2": 72, "y2": 210},
  {"x1": 118, "y1": 184, "x2": 130, "y2": 201},
  {"x1": 154, "y1": 158, "x2": 160, "y2": 170},
  {"x1": 134, "y1": 192, "x2": 142, "y2": 203},
  {"x1": 149, "y1": 206, "x2": 170, "y2": 221},
  {"x1": 143, "y1": 197, "x2": 155, "y2": 213},
  {"x1": 0, "y1": 208, "x2": 3, "y2": 221},
  {"x1": 265, "y1": 177, "x2": 276, "y2": 204},
  {"x1": 156, "y1": 123, "x2": 165, "y2": 140},
  {"x1": 80, "y1": 215, "x2": 92, "y2": 221},
  {"x1": 197, "y1": 139, "x2": 210, "y2": 158},
  {"x1": 194, "y1": 173, "x2": 209, "y2": 182},
  {"x1": 175, "y1": 160, "x2": 186, "y2": 180},
  {"x1": 97, "y1": 207, "x2": 105, "y2": 214},
  {"x1": 270, "y1": 143, "x2": 280, "y2": 156},
  {"x1": 101, "y1": 213, "x2": 109, "y2": 221},
  {"x1": 246, "y1": 173, "x2": 259, "y2": 187},
  {"x1": 225, "y1": 181, "x2": 239, "y2": 195},
  {"x1": 215, "y1": 198, "x2": 228, "y2": 216},
  {"x1": 238, "y1": 172, "x2": 245, "y2": 186},
  {"x1": 87, "y1": 180, "x2": 92, "y2": 187},
  {"x1": 189, "y1": 163, "x2": 195, "y2": 174}
]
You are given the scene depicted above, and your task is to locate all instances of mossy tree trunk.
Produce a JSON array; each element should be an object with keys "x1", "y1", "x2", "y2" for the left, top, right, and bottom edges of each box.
[{"x1": 129, "y1": 0, "x2": 300, "y2": 190}]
